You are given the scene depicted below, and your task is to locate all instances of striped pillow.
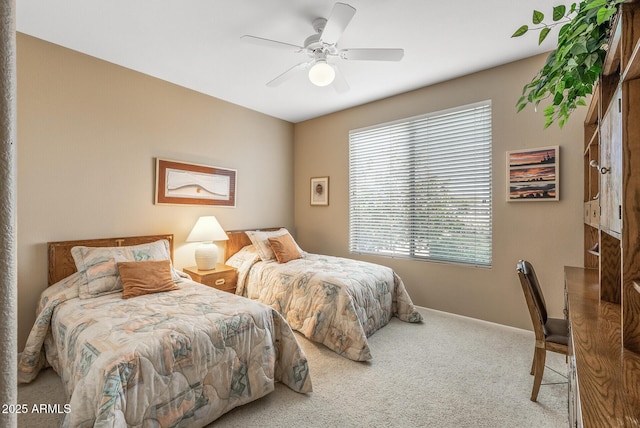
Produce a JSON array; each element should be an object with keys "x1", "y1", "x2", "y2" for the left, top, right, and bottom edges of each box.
[{"x1": 71, "y1": 239, "x2": 178, "y2": 298}]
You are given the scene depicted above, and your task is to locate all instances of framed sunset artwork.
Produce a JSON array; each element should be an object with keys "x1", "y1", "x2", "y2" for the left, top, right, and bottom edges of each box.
[{"x1": 506, "y1": 146, "x2": 559, "y2": 201}]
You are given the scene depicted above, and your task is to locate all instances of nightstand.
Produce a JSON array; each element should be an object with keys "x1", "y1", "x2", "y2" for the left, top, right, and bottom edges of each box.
[{"x1": 183, "y1": 264, "x2": 237, "y2": 294}]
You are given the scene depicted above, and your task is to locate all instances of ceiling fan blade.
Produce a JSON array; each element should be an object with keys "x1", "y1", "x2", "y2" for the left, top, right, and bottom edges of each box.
[
  {"x1": 241, "y1": 35, "x2": 303, "y2": 51},
  {"x1": 320, "y1": 2, "x2": 356, "y2": 45},
  {"x1": 340, "y1": 48, "x2": 404, "y2": 61},
  {"x1": 332, "y1": 65, "x2": 350, "y2": 93},
  {"x1": 266, "y1": 62, "x2": 308, "y2": 87}
]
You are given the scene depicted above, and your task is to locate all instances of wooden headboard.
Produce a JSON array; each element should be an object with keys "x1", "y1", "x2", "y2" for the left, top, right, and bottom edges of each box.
[
  {"x1": 47, "y1": 234, "x2": 174, "y2": 286},
  {"x1": 224, "y1": 227, "x2": 282, "y2": 261}
]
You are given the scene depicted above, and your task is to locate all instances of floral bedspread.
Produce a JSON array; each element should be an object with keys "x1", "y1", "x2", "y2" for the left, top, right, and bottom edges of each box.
[
  {"x1": 234, "y1": 252, "x2": 423, "y2": 361},
  {"x1": 18, "y1": 277, "x2": 312, "y2": 427}
]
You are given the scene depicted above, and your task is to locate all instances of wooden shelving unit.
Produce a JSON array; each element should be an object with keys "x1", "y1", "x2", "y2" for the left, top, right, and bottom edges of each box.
[
  {"x1": 565, "y1": 268, "x2": 640, "y2": 427},
  {"x1": 583, "y1": 80, "x2": 600, "y2": 271},
  {"x1": 569, "y1": 2, "x2": 640, "y2": 426}
]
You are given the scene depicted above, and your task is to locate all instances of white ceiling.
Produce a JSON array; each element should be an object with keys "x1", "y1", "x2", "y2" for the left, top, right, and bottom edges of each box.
[{"x1": 16, "y1": 0, "x2": 560, "y2": 123}]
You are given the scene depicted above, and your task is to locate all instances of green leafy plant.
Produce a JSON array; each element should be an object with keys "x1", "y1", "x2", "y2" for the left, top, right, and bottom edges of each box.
[{"x1": 512, "y1": 0, "x2": 624, "y2": 128}]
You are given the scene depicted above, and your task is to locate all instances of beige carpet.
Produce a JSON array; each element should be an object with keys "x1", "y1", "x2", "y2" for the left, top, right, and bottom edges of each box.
[{"x1": 18, "y1": 308, "x2": 568, "y2": 427}]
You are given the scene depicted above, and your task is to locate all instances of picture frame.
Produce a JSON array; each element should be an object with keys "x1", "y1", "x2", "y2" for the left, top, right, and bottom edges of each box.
[
  {"x1": 310, "y1": 176, "x2": 329, "y2": 206},
  {"x1": 506, "y1": 145, "x2": 559, "y2": 202},
  {"x1": 155, "y1": 158, "x2": 237, "y2": 207}
]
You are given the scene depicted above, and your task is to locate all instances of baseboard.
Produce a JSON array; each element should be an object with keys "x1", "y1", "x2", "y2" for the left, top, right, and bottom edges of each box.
[{"x1": 415, "y1": 305, "x2": 533, "y2": 335}]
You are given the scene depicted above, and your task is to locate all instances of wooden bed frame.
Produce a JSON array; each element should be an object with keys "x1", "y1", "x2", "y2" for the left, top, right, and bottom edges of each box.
[
  {"x1": 224, "y1": 227, "x2": 281, "y2": 262},
  {"x1": 47, "y1": 234, "x2": 174, "y2": 286}
]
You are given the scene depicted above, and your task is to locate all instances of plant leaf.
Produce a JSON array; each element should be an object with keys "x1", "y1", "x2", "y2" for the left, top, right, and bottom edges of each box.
[
  {"x1": 544, "y1": 113, "x2": 554, "y2": 128},
  {"x1": 597, "y1": 6, "x2": 616, "y2": 25},
  {"x1": 570, "y1": 41, "x2": 588, "y2": 55},
  {"x1": 584, "y1": 52, "x2": 598, "y2": 68},
  {"x1": 553, "y1": 92, "x2": 564, "y2": 105},
  {"x1": 533, "y1": 10, "x2": 544, "y2": 25},
  {"x1": 553, "y1": 5, "x2": 567, "y2": 21},
  {"x1": 512, "y1": 25, "x2": 529, "y2": 38},
  {"x1": 583, "y1": 0, "x2": 606, "y2": 11},
  {"x1": 558, "y1": 23, "x2": 571, "y2": 38},
  {"x1": 539, "y1": 27, "x2": 551, "y2": 45}
]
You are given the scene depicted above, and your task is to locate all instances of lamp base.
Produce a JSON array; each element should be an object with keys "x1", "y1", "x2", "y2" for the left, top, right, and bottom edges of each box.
[{"x1": 194, "y1": 242, "x2": 219, "y2": 271}]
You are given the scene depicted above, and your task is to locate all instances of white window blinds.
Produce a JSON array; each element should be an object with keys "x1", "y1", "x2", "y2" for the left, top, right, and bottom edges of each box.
[{"x1": 349, "y1": 101, "x2": 492, "y2": 267}]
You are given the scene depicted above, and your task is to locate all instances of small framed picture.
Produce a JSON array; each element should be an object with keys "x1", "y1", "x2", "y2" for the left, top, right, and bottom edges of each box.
[
  {"x1": 310, "y1": 176, "x2": 329, "y2": 206},
  {"x1": 506, "y1": 145, "x2": 559, "y2": 201}
]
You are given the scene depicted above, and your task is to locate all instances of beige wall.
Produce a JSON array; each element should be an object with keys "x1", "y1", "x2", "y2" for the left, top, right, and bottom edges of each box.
[
  {"x1": 293, "y1": 53, "x2": 585, "y2": 331},
  {"x1": 16, "y1": 34, "x2": 295, "y2": 348}
]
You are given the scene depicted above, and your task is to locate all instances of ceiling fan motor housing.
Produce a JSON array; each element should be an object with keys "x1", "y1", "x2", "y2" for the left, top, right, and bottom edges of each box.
[
  {"x1": 312, "y1": 17, "x2": 328, "y2": 34},
  {"x1": 304, "y1": 23, "x2": 339, "y2": 58},
  {"x1": 304, "y1": 33, "x2": 322, "y2": 50}
]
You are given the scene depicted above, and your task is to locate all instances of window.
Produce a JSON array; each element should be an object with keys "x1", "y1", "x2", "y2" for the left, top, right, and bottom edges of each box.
[{"x1": 349, "y1": 101, "x2": 492, "y2": 267}]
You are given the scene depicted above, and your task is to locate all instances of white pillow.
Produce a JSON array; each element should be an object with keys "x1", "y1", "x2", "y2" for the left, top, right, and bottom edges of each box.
[
  {"x1": 245, "y1": 228, "x2": 303, "y2": 261},
  {"x1": 226, "y1": 244, "x2": 260, "y2": 269}
]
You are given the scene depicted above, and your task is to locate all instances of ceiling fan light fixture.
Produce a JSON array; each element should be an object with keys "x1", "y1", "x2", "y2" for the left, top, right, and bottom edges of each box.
[{"x1": 308, "y1": 60, "x2": 335, "y2": 86}]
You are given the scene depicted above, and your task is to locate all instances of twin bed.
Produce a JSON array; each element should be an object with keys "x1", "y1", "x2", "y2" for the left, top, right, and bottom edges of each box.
[
  {"x1": 18, "y1": 229, "x2": 422, "y2": 426},
  {"x1": 18, "y1": 234, "x2": 311, "y2": 427},
  {"x1": 224, "y1": 228, "x2": 423, "y2": 361}
]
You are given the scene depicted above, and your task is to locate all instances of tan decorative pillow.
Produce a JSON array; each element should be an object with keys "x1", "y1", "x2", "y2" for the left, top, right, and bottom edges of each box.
[
  {"x1": 246, "y1": 228, "x2": 304, "y2": 261},
  {"x1": 118, "y1": 260, "x2": 179, "y2": 299},
  {"x1": 71, "y1": 239, "x2": 179, "y2": 299},
  {"x1": 268, "y1": 234, "x2": 303, "y2": 263}
]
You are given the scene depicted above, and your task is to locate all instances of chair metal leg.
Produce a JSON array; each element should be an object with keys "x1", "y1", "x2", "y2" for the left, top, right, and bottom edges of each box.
[{"x1": 531, "y1": 347, "x2": 546, "y2": 402}]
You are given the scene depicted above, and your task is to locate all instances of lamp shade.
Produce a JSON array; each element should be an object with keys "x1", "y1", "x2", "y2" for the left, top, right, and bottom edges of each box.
[
  {"x1": 187, "y1": 216, "x2": 229, "y2": 270},
  {"x1": 186, "y1": 216, "x2": 228, "y2": 243}
]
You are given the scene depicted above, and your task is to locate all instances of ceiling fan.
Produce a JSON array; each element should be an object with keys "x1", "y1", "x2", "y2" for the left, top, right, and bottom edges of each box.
[{"x1": 241, "y1": 2, "x2": 404, "y2": 92}]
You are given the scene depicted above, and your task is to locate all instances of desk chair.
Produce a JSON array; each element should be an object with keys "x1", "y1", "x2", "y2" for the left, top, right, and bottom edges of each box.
[{"x1": 516, "y1": 260, "x2": 569, "y2": 402}]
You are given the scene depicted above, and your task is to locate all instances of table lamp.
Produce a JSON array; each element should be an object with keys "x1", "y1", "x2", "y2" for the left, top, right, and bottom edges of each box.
[{"x1": 186, "y1": 216, "x2": 229, "y2": 270}]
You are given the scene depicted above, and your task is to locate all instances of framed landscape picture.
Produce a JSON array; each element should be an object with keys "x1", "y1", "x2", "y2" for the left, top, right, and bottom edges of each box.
[
  {"x1": 155, "y1": 158, "x2": 237, "y2": 207},
  {"x1": 506, "y1": 146, "x2": 559, "y2": 202}
]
